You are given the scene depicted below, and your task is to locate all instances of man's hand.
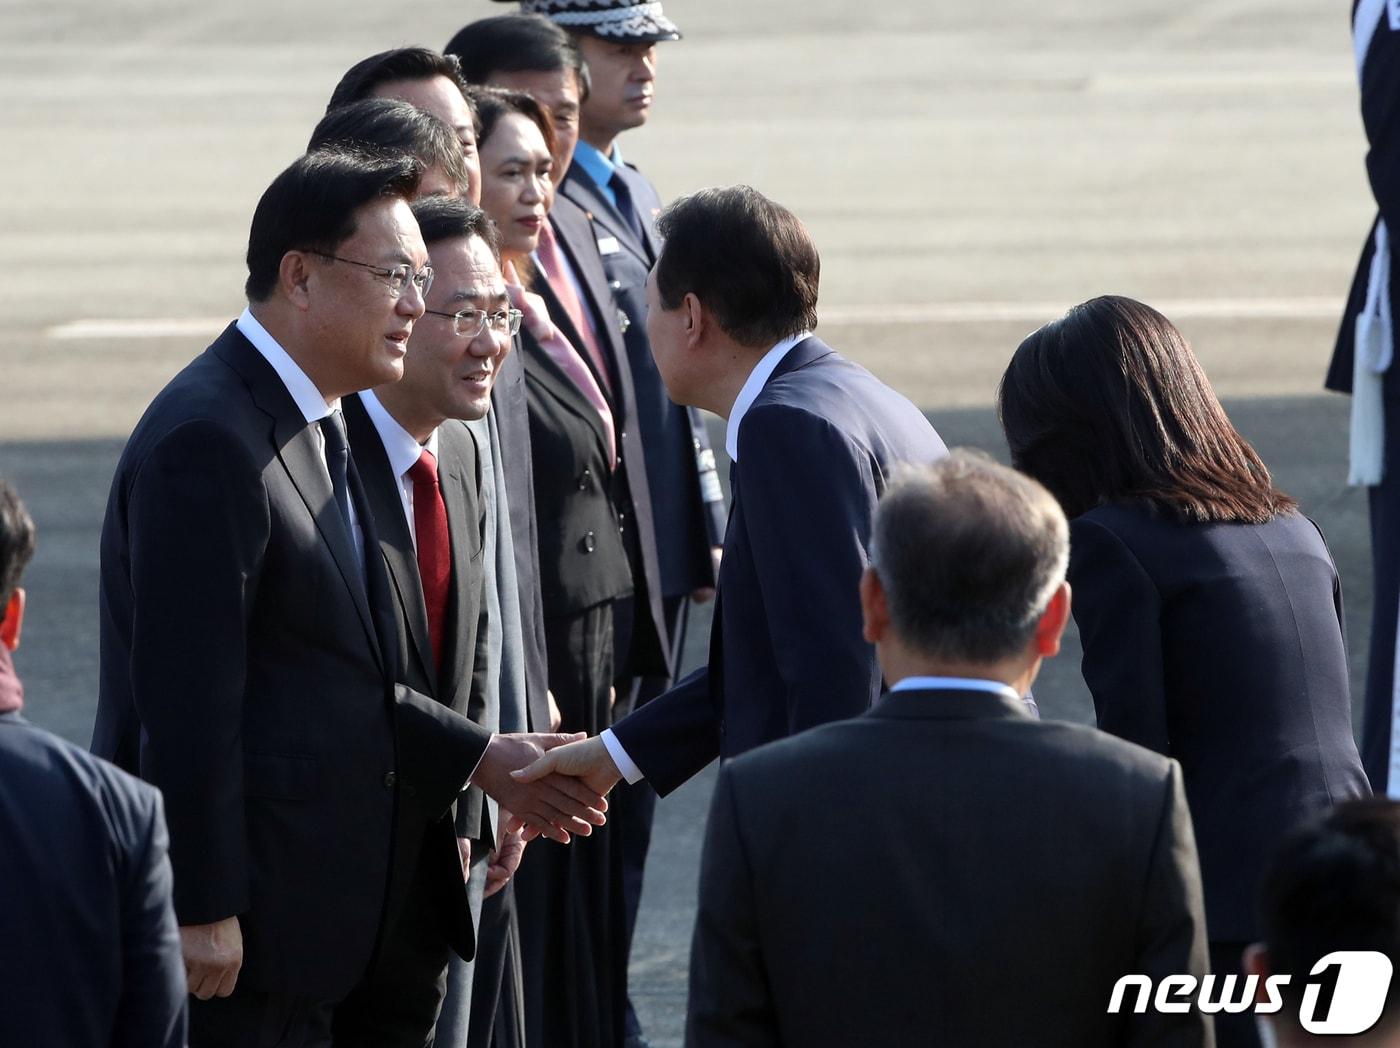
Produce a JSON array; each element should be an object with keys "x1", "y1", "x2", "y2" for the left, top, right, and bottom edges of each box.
[
  {"x1": 547, "y1": 689, "x2": 563, "y2": 732},
  {"x1": 471, "y1": 732, "x2": 607, "y2": 844},
  {"x1": 181, "y1": 916, "x2": 243, "y2": 1000},
  {"x1": 511, "y1": 736, "x2": 623, "y2": 804},
  {"x1": 485, "y1": 812, "x2": 527, "y2": 899},
  {"x1": 457, "y1": 837, "x2": 472, "y2": 882}
]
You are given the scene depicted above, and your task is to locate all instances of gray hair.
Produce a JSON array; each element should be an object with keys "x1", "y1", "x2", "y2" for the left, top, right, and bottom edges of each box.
[{"x1": 869, "y1": 450, "x2": 1069, "y2": 664}]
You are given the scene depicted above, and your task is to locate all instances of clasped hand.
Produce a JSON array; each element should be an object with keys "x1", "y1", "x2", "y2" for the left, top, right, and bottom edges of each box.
[
  {"x1": 506, "y1": 736, "x2": 624, "y2": 840},
  {"x1": 471, "y1": 732, "x2": 608, "y2": 844}
]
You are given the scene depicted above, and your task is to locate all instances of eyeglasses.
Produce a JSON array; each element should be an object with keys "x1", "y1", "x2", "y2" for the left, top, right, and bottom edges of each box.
[
  {"x1": 311, "y1": 252, "x2": 434, "y2": 299},
  {"x1": 422, "y1": 307, "x2": 524, "y2": 339}
]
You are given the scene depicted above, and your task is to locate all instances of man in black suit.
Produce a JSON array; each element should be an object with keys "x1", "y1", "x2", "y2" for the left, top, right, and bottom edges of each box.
[
  {"x1": 517, "y1": 186, "x2": 946, "y2": 796},
  {"x1": 688, "y1": 451, "x2": 1212, "y2": 1047},
  {"x1": 1327, "y1": 1, "x2": 1400, "y2": 797},
  {"x1": 92, "y1": 148, "x2": 604, "y2": 1047},
  {"x1": 0, "y1": 480, "x2": 186, "y2": 1048}
]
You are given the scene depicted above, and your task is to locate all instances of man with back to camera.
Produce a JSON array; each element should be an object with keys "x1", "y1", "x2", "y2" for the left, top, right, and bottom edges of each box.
[
  {"x1": 1246, "y1": 800, "x2": 1400, "y2": 1046},
  {"x1": 0, "y1": 479, "x2": 186, "y2": 1047},
  {"x1": 91, "y1": 147, "x2": 604, "y2": 1046},
  {"x1": 687, "y1": 452, "x2": 1212, "y2": 1047},
  {"x1": 517, "y1": 186, "x2": 949, "y2": 808}
]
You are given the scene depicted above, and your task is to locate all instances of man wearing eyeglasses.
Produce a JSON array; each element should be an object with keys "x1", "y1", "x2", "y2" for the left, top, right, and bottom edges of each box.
[
  {"x1": 335, "y1": 197, "x2": 529, "y2": 1047},
  {"x1": 92, "y1": 149, "x2": 606, "y2": 1048}
]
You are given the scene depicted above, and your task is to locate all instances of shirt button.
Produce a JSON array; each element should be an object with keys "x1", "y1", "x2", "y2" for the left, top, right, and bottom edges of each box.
[
  {"x1": 582, "y1": 531, "x2": 597, "y2": 554},
  {"x1": 578, "y1": 469, "x2": 592, "y2": 491}
]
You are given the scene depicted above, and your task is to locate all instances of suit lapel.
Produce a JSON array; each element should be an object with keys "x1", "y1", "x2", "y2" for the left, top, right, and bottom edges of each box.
[
  {"x1": 549, "y1": 203, "x2": 630, "y2": 411},
  {"x1": 613, "y1": 163, "x2": 663, "y2": 261},
  {"x1": 533, "y1": 274, "x2": 615, "y2": 410},
  {"x1": 520, "y1": 326, "x2": 611, "y2": 460},
  {"x1": 437, "y1": 425, "x2": 478, "y2": 712},
  {"x1": 344, "y1": 395, "x2": 435, "y2": 690},
  {"x1": 561, "y1": 171, "x2": 652, "y2": 269},
  {"x1": 215, "y1": 331, "x2": 382, "y2": 663}
]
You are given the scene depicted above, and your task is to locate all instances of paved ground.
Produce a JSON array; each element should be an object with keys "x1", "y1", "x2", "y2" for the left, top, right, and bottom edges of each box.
[{"x1": 0, "y1": 1, "x2": 1379, "y2": 1044}]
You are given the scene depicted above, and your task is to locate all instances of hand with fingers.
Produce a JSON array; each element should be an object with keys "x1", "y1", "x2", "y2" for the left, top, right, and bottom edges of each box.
[
  {"x1": 510, "y1": 735, "x2": 623, "y2": 806},
  {"x1": 484, "y1": 811, "x2": 527, "y2": 898},
  {"x1": 470, "y1": 732, "x2": 608, "y2": 844},
  {"x1": 180, "y1": 916, "x2": 243, "y2": 1000}
]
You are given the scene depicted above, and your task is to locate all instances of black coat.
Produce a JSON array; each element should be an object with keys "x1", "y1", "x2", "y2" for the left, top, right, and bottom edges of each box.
[
  {"x1": 93, "y1": 324, "x2": 491, "y2": 997},
  {"x1": 1, "y1": 712, "x2": 186, "y2": 1048},
  {"x1": 611, "y1": 338, "x2": 947, "y2": 795},
  {"x1": 687, "y1": 688, "x2": 1211, "y2": 1048},
  {"x1": 561, "y1": 163, "x2": 725, "y2": 599},
  {"x1": 1068, "y1": 503, "x2": 1370, "y2": 940}
]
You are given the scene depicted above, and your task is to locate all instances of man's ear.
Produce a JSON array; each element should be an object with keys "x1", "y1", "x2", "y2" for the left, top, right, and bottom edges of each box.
[
  {"x1": 279, "y1": 251, "x2": 315, "y2": 310},
  {"x1": 0, "y1": 587, "x2": 25, "y2": 652},
  {"x1": 1033, "y1": 581, "x2": 1071, "y2": 658},
  {"x1": 682, "y1": 291, "x2": 705, "y2": 347},
  {"x1": 860, "y1": 567, "x2": 889, "y2": 646}
]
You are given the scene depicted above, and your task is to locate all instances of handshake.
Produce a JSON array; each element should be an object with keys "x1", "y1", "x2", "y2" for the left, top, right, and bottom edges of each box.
[{"x1": 472, "y1": 733, "x2": 624, "y2": 843}]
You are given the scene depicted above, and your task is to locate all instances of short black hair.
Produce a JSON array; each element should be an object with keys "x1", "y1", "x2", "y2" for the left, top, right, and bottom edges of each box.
[
  {"x1": 871, "y1": 451, "x2": 1068, "y2": 664},
  {"x1": 0, "y1": 480, "x2": 36, "y2": 608},
  {"x1": 244, "y1": 148, "x2": 422, "y2": 302},
  {"x1": 473, "y1": 87, "x2": 557, "y2": 159},
  {"x1": 445, "y1": 15, "x2": 590, "y2": 100},
  {"x1": 1259, "y1": 800, "x2": 1400, "y2": 1033},
  {"x1": 326, "y1": 47, "x2": 472, "y2": 113},
  {"x1": 308, "y1": 98, "x2": 468, "y2": 194},
  {"x1": 655, "y1": 186, "x2": 820, "y2": 349},
  {"x1": 409, "y1": 196, "x2": 502, "y2": 263}
]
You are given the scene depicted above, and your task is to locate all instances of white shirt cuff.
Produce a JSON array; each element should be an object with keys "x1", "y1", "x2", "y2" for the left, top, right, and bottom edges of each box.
[{"x1": 601, "y1": 728, "x2": 644, "y2": 785}]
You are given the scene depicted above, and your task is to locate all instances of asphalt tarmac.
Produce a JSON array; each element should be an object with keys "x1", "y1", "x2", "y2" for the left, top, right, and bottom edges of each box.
[{"x1": 0, "y1": 2, "x2": 1378, "y2": 1044}]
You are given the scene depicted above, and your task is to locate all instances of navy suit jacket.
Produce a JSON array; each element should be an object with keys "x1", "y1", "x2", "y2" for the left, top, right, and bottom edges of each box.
[
  {"x1": 561, "y1": 162, "x2": 726, "y2": 600},
  {"x1": 1069, "y1": 503, "x2": 1370, "y2": 940},
  {"x1": 1, "y1": 712, "x2": 185, "y2": 1047},
  {"x1": 688, "y1": 689, "x2": 1210, "y2": 1048},
  {"x1": 610, "y1": 338, "x2": 948, "y2": 795}
]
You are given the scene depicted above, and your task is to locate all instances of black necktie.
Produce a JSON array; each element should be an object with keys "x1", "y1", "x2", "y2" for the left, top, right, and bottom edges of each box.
[
  {"x1": 608, "y1": 169, "x2": 646, "y2": 243},
  {"x1": 320, "y1": 411, "x2": 354, "y2": 532}
]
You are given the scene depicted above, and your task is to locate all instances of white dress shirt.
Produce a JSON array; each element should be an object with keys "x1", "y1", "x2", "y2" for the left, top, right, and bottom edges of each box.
[
  {"x1": 359, "y1": 390, "x2": 440, "y2": 543},
  {"x1": 888, "y1": 676, "x2": 1024, "y2": 702},
  {"x1": 600, "y1": 331, "x2": 814, "y2": 784},
  {"x1": 236, "y1": 307, "x2": 364, "y2": 569}
]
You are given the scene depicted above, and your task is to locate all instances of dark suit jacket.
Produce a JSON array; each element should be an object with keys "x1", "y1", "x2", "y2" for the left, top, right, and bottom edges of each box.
[
  {"x1": 1328, "y1": 0, "x2": 1400, "y2": 399},
  {"x1": 611, "y1": 338, "x2": 948, "y2": 795},
  {"x1": 491, "y1": 343, "x2": 553, "y2": 733},
  {"x1": 539, "y1": 195, "x2": 669, "y2": 676},
  {"x1": 93, "y1": 324, "x2": 492, "y2": 997},
  {"x1": 344, "y1": 396, "x2": 491, "y2": 958},
  {"x1": 0, "y1": 711, "x2": 186, "y2": 1048},
  {"x1": 562, "y1": 163, "x2": 726, "y2": 599},
  {"x1": 519, "y1": 322, "x2": 635, "y2": 620},
  {"x1": 1069, "y1": 503, "x2": 1370, "y2": 940},
  {"x1": 687, "y1": 688, "x2": 1212, "y2": 1048}
]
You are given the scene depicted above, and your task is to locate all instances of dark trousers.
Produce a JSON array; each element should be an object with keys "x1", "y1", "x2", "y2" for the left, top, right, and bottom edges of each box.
[
  {"x1": 1362, "y1": 411, "x2": 1400, "y2": 793},
  {"x1": 188, "y1": 989, "x2": 335, "y2": 1048},
  {"x1": 333, "y1": 846, "x2": 454, "y2": 1048},
  {"x1": 465, "y1": 883, "x2": 526, "y2": 1048}
]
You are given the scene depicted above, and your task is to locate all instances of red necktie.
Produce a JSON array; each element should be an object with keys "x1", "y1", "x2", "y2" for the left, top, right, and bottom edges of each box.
[{"x1": 408, "y1": 448, "x2": 451, "y2": 673}]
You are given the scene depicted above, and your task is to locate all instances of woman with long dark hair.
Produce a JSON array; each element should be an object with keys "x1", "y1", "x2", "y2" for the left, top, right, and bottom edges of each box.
[{"x1": 1000, "y1": 295, "x2": 1369, "y2": 1048}]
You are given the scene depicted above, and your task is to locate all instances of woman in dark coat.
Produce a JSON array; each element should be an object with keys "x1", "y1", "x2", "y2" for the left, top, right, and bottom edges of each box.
[{"x1": 999, "y1": 295, "x2": 1369, "y2": 1048}]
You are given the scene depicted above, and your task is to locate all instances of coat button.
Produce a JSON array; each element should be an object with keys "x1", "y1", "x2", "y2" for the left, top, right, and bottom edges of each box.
[
  {"x1": 616, "y1": 308, "x2": 630, "y2": 334},
  {"x1": 582, "y1": 531, "x2": 597, "y2": 554},
  {"x1": 384, "y1": 771, "x2": 396, "y2": 788},
  {"x1": 578, "y1": 469, "x2": 592, "y2": 491}
]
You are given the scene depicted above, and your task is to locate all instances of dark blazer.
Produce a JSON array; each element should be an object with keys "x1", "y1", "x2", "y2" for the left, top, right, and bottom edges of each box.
[
  {"x1": 1069, "y1": 503, "x2": 1370, "y2": 941},
  {"x1": 519, "y1": 321, "x2": 635, "y2": 620},
  {"x1": 611, "y1": 338, "x2": 948, "y2": 795},
  {"x1": 0, "y1": 712, "x2": 186, "y2": 1048},
  {"x1": 344, "y1": 396, "x2": 491, "y2": 957},
  {"x1": 1328, "y1": 0, "x2": 1400, "y2": 400},
  {"x1": 542, "y1": 196, "x2": 670, "y2": 677},
  {"x1": 491, "y1": 343, "x2": 553, "y2": 733},
  {"x1": 93, "y1": 324, "x2": 492, "y2": 998},
  {"x1": 562, "y1": 163, "x2": 725, "y2": 599},
  {"x1": 687, "y1": 688, "x2": 1212, "y2": 1048}
]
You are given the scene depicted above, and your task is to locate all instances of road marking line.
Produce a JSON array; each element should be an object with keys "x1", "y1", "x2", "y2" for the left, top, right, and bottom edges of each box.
[{"x1": 46, "y1": 297, "x2": 1347, "y2": 340}]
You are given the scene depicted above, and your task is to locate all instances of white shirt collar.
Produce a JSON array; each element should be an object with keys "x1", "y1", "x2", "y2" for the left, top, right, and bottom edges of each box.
[
  {"x1": 359, "y1": 390, "x2": 439, "y2": 479},
  {"x1": 889, "y1": 676, "x2": 1024, "y2": 703},
  {"x1": 724, "y1": 331, "x2": 812, "y2": 462},
  {"x1": 236, "y1": 307, "x2": 336, "y2": 424}
]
